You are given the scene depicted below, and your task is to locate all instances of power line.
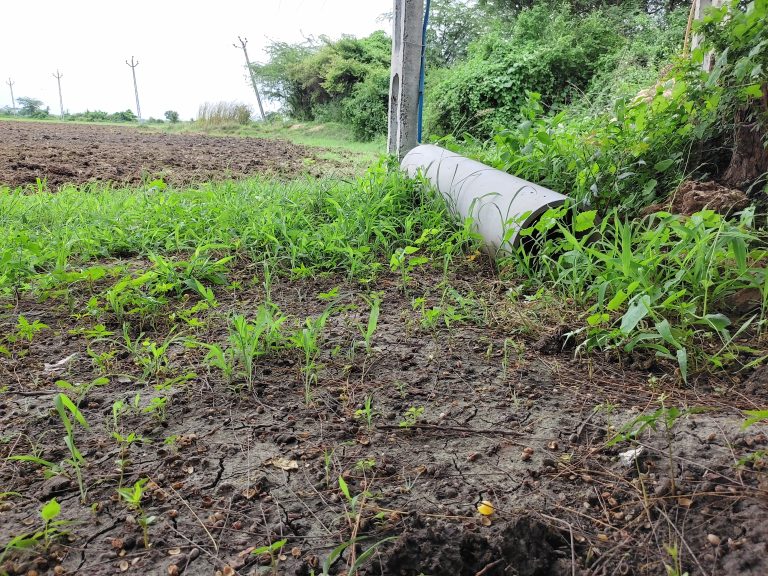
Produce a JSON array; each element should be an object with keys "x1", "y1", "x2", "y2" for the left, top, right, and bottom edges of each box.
[
  {"x1": 125, "y1": 56, "x2": 142, "y2": 121},
  {"x1": 234, "y1": 36, "x2": 266, "y2": 121},
  {"x1": 53, "y1": 69, "x2": 64, "y2": 117}
]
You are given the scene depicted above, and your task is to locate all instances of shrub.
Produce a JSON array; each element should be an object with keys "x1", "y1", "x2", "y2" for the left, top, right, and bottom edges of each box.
[
  {"x1": 251, "y1": 31, "x2": 391, "y2": 138},
  {"x1": 111, "y1": 110, "x2": 138, "y2": 122},
  {"x1": 426, "y1": 5, "x2": 687, "y2": 137}
]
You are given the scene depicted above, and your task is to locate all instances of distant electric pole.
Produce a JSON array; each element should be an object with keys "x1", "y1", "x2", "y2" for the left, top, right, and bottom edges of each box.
[
  {"x1": 234, "y1": 36, "x2": 266, "y2": 121},
  {"x1": 53, "y1": 70, "x2": 64, "y2": 117},
  {"x1": 125, "y1": 56, "x2": 142, "y2": 121},
  {"x1": 6, "y1": 78, "x2": 15, "y2": 113}
]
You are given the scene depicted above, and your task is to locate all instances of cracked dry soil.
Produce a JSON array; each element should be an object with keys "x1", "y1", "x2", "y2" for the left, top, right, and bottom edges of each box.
[{"x1": 1, "y1": 264, "x2": 768, "y2": 576}]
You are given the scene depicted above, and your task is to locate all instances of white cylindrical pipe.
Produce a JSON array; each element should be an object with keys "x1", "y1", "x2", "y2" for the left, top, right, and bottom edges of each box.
[{"x1": 401, "y1": 144, "x2": 568, "y2": 255}]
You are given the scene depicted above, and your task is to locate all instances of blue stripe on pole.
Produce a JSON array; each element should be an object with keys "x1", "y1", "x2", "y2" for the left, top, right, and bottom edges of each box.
[{"x1": 417, "y1": 0, "x2": 431, "y2": 143}]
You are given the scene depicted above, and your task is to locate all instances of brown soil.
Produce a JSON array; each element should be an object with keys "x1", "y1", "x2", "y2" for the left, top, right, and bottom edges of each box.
[
  {"x1": 0, "y1": 121, "x2": 332, "y2": 188},
  {"x1": 1, "y1": 263, "x2": 767, "y2": 576}
]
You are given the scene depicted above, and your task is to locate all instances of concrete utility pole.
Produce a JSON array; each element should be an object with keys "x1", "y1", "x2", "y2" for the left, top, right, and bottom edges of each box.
[
  {"x1": 125, "y1": 56, "x2": 142, "y2": 121},
  {"x1": 234, "y1": 36, "x2": 266, "y2": 121},
  {"x1": 388, "y1": 0, "x2": 424, "y2": 160},
  {"x1": 6, "y1": 78, "x2": 16, "y2": 112},
  {"x1": 53, "y1": 70, "x2": 64, "y2": 117},
  {"x1": 690, "y1": 0, "x2": 724, "y2": 71}
]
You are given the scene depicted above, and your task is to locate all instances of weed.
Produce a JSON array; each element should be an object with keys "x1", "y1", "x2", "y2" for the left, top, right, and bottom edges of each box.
[
  {"x1": 123, "y1": 326, "x2": 182, "y2": 383},
  {"x1": 289, "y1": 307, "x2": 333, "y2": 404},
  {"x1": 227, "y1": 305, "x2": 286, "y2": 390},
  {"x1": 69, "y1": 324, "x2": 113, "y2": 339},
  {"x1": 316, "y1": 536, "x2": 396, "y2": 576},
  {"x1": 323, "y1": 448, "x2": 335, "y2": 488},
  {"x1": 0, "y1": 499, "x2": 68, "y2": 565},
  {"x1": 86, "y1": 347, "x2": 117, "y2": 375},
  {"x1": 251, "y1": 538, "x2": 288, "y2": 575},
  {"x1": 510, "y1": 206, "x2": 766, "y2": 378},
  {"x1": 398, "y1": 406, "x2": 425, "y2": 429},
  {"x1": 55, "y1": 376, "x2": 109, "y2": 405},
  {"x1": 13, "y1": 314, "x2": 48, "y2": 343},
  {"x1": 117, "y1": 478, "x2": 155, "y2": 549},
  {"x1": 358, "y1": 293, "x2": 381, "y2": 354},
  {"x1": 354, "y1": 458, "x2": 376, "y2": 473},
  {"x1": 142, "y1": 395, "x2": 169, "y2": 422},
  {"x1": 54, "y1": 393, "x2": 91, "y2": 502},
  {"x1": 663, "y1": 543, "x2": 689, "y2": 576},
  {"x1": 354, "y1": 396, "x2": 377, "y2": 431},
  {"x1": 742, "y1": 409, "x2": 768, "y2": 429}
]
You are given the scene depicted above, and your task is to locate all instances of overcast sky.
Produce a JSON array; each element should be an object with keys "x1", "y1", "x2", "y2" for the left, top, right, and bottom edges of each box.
[{"x1": 1, "y1": 0, "x2": 392, "y2": 120}]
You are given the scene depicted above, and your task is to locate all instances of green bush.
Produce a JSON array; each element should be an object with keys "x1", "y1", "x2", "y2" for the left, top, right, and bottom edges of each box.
[
  {"x1": 426, "y1": 5, "x2": 687, "y2": 137},
  {"x1": 507, "y1": 204, "x2": 766, "y2": 379},
  {"x1": 252, "y1": 31, "x2": 391, "y2": 140},
  {"x1": 468, "y1": 0, "x2": 767, "y2": 211}
]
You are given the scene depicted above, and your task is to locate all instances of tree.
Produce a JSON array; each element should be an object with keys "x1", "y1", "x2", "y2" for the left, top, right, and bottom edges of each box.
[
  {"x1": 164, "y1": 110, "x2": 180, "y2": 123},
  {"x1": 426, "y1": 0, "x2": 487, "y2": 68},
  {"x1": 17, "y1": 97, "x2": 49, "y2": 118}
]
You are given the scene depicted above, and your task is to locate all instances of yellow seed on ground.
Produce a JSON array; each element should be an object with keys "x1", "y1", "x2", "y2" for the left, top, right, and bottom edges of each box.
[{"x1": 477, "y1": 500, "x2": 494, "y2": 516}]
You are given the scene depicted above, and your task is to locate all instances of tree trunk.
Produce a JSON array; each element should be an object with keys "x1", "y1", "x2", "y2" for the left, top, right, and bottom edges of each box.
[{"x1": 722, "y1": 90, "x2": 768, "y2": 191}]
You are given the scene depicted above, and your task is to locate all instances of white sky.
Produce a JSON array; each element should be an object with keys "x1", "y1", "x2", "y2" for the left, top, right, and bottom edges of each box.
[{"x1": 1, "y1": 0, "x2": 392, "y2": 120}]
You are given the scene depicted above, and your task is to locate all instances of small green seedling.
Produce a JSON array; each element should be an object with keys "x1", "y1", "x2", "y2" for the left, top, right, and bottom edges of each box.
[
  {"x1": 54, "y1": 393, "x2": 90, "y2": 502},
  {"x1": 0, "y1": 499, "x2": 67, "y2": 565},
  {"x1": 56, "y1": 376, "x2": 109, "y2": 405},
  {"x1": 398, "y1": 406, "x2": 424, "y2": 429},
  {"x1": 251, "y1": 538, "x2": 287, "y2": 575},
  {"x1": 354, "y1": 396, "x2": 376, "y2": 430},
  {"x1": 318, "y1": 536, "x2": 397, "y2": 576},
  {"x1": 117, "y1": 478, "x2": 155, "y2": 549},
  {"x1": 15, "y1": 315, "x2": 48, "y2": 342},
  {"x1": 358, "y1": 294, "x2": 381, "y2": 354}
]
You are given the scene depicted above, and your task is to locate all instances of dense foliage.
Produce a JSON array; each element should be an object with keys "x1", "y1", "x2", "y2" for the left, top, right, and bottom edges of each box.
[
  {"x1": 455, "y1": 0, "x2": 767, "y2": 213},
  {"x1": 427, "y1": 4, "x2": 687, "y2": 136},
  {"x1": 252, "y1": 32, "x2": 391, "y2": 140}
]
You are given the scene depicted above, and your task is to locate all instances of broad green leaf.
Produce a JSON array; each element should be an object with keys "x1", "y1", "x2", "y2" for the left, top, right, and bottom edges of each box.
[
  {"x1": 574, "y1": 210, "x2": 597, "y2": 233},
  {"x1": 338, "y1": 476, "x2": 351, "y2": 501},
  {"x1": 607, "y1": 290, "x2": 628, "y2": 312},
  {"x1": 41, "y1": 499, "x2": 61, "y2": 522},
  {"x1": 653, "y1": 159, "x2": 675, "y2": 172},
  {"x1": 536, "y1": 131, "x2": 553, "y2": 146},
  {"x1": 742, "y1": 410, "x2": 768, "y2": 429},
  {"x1": 742, "y1": 84, "x2": 763, "y2": 99},
  {"x1": 655, "y1": 320, "x2": 681, "y2": 348},
  {"x1": 642, "y1": 179, "x2": 658, "y2": 197},
  {"x1": 700, "y1": 313, "x2": 731, "y2": 332},
  {"x1": 620, "y1": 295, "x2": 650, "y2": 335}
]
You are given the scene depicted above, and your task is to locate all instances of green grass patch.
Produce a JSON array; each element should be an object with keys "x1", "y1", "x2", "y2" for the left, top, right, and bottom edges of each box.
[{"x1": 0, "y1": 162, "x2": 469, "y2": 296}]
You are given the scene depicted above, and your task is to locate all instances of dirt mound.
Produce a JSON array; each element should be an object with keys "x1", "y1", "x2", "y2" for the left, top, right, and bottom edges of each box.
[
  {"x1": 643, "y1": 180, "x2": 751, "y2": 217},
  {"x1": 0, "y1": 120, "x2": 330, "y2": 188},
  {"x1": 377, "y1": 516, "x2": 569, "y2": 576}
]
